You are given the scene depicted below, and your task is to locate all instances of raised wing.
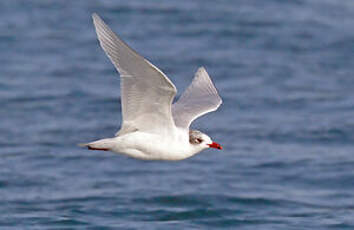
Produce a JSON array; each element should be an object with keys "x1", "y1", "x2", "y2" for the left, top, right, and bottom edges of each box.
[
  {"x1": 172, "y1": 67, "x2": 222, "y2": 129},
  {"x1": 92, "y1": 14, "x2": 177, "y2": 135}
]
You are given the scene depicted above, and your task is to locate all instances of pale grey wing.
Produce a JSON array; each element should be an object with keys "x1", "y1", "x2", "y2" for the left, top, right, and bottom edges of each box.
[
  {"x1": 92, "y1": 14, "x2": 177, "y2": 135},
  {"x1": 172, "y1": 67, "x2": 222, "y2": 129}
]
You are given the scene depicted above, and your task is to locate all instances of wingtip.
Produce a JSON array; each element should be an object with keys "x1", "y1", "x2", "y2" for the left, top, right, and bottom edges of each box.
[
  {"x1": 196, "y1": 66, "x2": 223, "y2": 105},
  {"x1": 92, "y1": 13, "x2": 102, "y2": 24},
  {"x1": 92, "y1": 12, "x2": 99, "y2": 19},
  {"x1": 195, "y1": 66, "x2": 210, "y2": 81},
  {"x1": 197, "y1": 66, "x2": 207, "y2": 73}
]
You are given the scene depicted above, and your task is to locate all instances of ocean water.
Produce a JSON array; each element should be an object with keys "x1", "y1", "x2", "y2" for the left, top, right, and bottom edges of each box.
[{"x1": 1, "y1": 0, "x2": 354, "y2": 229}]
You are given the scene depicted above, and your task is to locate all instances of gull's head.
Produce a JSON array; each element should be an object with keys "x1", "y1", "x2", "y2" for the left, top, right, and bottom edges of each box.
[{"x1": 189, "y1": 130, "x2": 222, "y2": 151}]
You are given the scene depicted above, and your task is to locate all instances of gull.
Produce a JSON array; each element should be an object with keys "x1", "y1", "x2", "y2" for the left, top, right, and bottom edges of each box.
[{"x1": 80, "y1": 13, "x2": 222, "y2": 161}]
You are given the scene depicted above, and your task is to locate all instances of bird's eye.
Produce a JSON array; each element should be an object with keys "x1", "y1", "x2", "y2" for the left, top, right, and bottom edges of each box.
[{"x1": 196, "y1": 138, "x2": 203, "y2": 143}]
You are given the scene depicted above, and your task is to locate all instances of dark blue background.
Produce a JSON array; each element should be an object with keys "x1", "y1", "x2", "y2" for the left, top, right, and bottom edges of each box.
[{"x1": 1, "y1": 0, "x2": 354, "y2": 229}]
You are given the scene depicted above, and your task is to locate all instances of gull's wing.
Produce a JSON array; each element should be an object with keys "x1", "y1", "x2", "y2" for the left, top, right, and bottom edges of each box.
[
  {"x1": 172, "y1": 67, "x2": 222, "y2": 129},
  {"x1": 92, "y1": 13, "x2": 177, "y2": 135}
]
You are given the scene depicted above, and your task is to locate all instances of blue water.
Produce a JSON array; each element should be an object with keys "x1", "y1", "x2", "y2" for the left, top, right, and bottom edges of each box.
[{"x1": 1, "y1": 0, "x2": 354, "y2": 229}]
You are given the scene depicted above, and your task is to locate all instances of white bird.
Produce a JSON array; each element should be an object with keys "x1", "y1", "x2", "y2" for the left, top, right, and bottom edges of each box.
[{"x1": 80, "y1": 13, "x2": 222, "y2": 161}]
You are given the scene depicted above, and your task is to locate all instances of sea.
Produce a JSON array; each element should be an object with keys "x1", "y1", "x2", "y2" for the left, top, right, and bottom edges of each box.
[{"x1": 1, "y1": 0, "x2": 354, "y2": 229}]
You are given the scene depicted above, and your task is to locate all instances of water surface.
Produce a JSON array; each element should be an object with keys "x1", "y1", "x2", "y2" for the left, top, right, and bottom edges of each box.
[{"x1": 1, "y1": 0, "x2": 354, "y2": 229}]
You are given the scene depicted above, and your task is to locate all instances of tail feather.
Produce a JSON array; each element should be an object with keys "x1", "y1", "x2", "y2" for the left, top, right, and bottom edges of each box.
[{"x1": 78, "y1": 138, "x2": 115, "y2": 151}]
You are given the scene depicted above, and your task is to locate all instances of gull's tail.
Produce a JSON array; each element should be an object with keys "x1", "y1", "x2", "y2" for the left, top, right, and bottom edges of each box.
[{"x1": 78, "y1": 138, "x2": 115, "y2": 151}]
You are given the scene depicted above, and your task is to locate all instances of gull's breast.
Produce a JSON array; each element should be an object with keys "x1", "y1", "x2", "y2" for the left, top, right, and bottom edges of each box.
[{"x1": 111, "y1": 130, "x2": 193, "y2": 161}]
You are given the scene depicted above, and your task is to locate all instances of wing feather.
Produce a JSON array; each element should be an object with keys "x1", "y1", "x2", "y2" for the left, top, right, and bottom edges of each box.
[
  {"x1": 92, "y1": 14, "x2": 177, "y2": 135},
  {"x1": 172, "y1": 67, "x2": 222, "y2": 129}
]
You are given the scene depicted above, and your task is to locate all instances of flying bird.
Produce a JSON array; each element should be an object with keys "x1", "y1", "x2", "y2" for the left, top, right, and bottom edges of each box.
[{"x1": 80, "y1": 13, "x2": 222, "y2": 160}]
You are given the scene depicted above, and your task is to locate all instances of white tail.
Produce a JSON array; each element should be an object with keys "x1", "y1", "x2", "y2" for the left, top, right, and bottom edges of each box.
[{"x1": 78, "y1": 138, "x2": 115, "y2": 151}]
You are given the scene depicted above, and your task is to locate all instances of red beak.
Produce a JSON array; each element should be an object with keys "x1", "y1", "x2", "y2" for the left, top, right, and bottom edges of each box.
[{"x1": 208, "y1": 142, "x2": 222, "y2": 150}]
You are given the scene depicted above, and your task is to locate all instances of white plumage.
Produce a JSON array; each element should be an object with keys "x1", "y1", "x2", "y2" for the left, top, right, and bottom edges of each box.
[{"x1": 80, "y1": 13, "x2": 222, "y2": 161}]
